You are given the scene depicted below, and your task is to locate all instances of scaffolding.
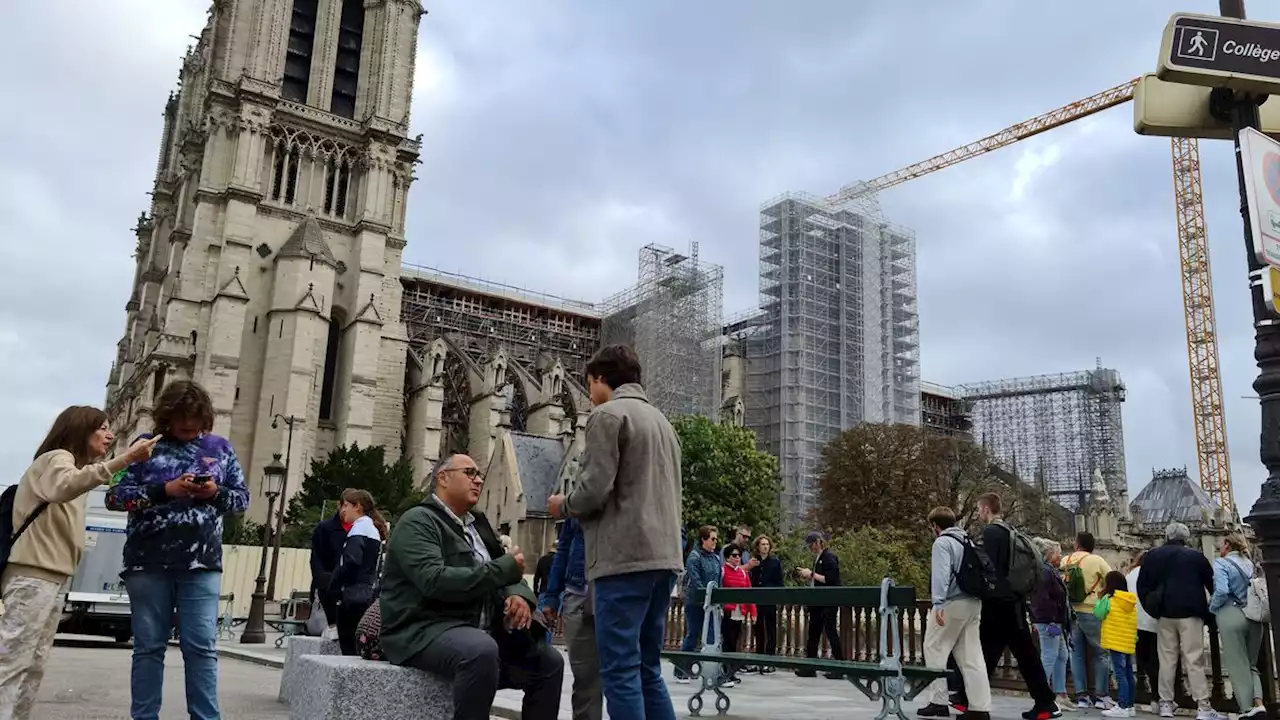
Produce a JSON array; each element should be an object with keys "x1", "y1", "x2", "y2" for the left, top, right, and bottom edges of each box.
[
  {"x1": 743, "y1": 192, "x2": 921, "y2": 523},
  {"x1": 957, "y1": 362, "x2": 1128, "y2": 513},
  {"x1": 400, "y1": 264, "x2": 601, "y2": 375},
  {"x1": 600, "y1": 243, "x2": 724, "y2": 419}
]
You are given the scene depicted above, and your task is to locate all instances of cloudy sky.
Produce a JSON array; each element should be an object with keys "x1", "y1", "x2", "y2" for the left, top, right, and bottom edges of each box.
[{"x1": 2, "y1": 1, "x2": 1277, "y2": 513}]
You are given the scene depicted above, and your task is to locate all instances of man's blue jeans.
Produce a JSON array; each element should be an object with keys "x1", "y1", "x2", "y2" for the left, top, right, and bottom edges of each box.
[
  {"x1": 124, "y1": 570, "x2": 222, "y2": 720},
  {"x1": 1070, "y1": 611, "x2": 1112, "y2": 698},
  {"x1": 593, "y1": 570, "x2": 677, "y2": 720}
]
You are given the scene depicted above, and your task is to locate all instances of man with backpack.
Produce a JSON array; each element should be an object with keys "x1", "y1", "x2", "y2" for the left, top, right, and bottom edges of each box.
[
  {"x1": 968, "y1": 493, "x2": 1060, "y2": 720},
  {"x1": 1062, "y1": 532, "x2": 1115, "y2": 709},
  {"x1": 919, "y1": 506, "x2": 991, "y2": 720}
]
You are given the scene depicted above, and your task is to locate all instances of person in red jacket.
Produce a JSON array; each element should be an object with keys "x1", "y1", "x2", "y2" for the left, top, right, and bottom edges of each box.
[{"x1": 719, "y1": 545, "x2": 755, "y2": 688}]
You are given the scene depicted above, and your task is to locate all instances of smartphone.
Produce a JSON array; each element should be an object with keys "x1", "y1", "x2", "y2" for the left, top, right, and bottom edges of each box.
[{"x1": 193, "y1": 474, "x2": 213, "y2": 485}]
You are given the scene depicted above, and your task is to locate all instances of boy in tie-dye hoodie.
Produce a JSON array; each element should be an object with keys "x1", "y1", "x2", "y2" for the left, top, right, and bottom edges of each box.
[{"x1": 106, "y1": 380, "x2": 249, "y2": 720}]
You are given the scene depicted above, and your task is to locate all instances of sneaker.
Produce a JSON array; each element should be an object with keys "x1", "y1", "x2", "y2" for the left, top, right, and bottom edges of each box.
[
  {"x1": 918, "y1": 704, "x2": 952, "y2": 718},
  {"x1": 1078, "y1": 698, "x2": 1095, "y2": 711},
  {"x1": 1148, "y1": 704, "x2": 1159, "y2": 715},
  {"x1": 1057, "y1": 701, "x2": 1079, "y2": 713},
  {"x1": 1195, "y1": 708, "x2": 1226, "y2": 720},
  {"x1": 963, "y1": 712, "x2": 992, "y2": 720},
  {"x1": 718, "y1": 677, "x2": 738, "y2": 688},
  {"x1": 760, "y1": 666, "x2": 776, "y2": 674},
  {"x1": 673, "y1": 675, "x2": 690, "y2": 684},
  {"x1": 1097, "y1": 697, "x2": 1117, "y2": 710},
  {"x1": 824, "y1": 671, "x2": 844, "y2": 680},
  {"x1": 1159, "y1": 701, "x2": 1175, "y2": 718},
  {"x1": 1241, "y1": 708, "x2": 1268, "y2": 720},
  {"x1": 1023, "y1": 704, "x2": 1063, "y2": 720},
  {"x1": 795, "y1": 669, "x2": 817, "y2": 678},
  {"x1": 952, "y1": 704, "x2": 969, "y2": 716},
  {"x1": 1102, "y1": 708, "x2": 1133, "y2": 718}
]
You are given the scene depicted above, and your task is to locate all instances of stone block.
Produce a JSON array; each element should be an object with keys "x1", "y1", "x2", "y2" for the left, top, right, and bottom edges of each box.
[
  {"x1": 288, "y1": 655, "x2": 452, "y2": 720},
  {"x1": 277, "y1": 636, "x2": 340, "y2": 704}
]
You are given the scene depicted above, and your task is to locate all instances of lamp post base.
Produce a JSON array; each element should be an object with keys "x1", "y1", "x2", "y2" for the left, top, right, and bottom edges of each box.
[{"x1": 240, "y1": 588, "x2": 268, "y2": 645}]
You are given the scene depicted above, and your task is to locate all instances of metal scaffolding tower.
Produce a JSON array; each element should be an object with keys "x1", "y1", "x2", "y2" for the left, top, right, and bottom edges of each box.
[
  {"x1": 958, "y1": 362, "x2": 1128, "y2": 513},
  {"x1": 743, "y1": 192, "x2": 921, "y2": 523},
  {"x1": 600, "y1": 243, "x2": 724, "y2": 419}
]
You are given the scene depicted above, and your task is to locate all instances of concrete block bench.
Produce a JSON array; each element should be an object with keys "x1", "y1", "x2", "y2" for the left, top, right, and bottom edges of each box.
[
  {"x1": 277, "y1": 636, "x2": 340, "y2": 705},
  {"x1": 289, "y1": 655, "x2": 453, "y2": 720}
]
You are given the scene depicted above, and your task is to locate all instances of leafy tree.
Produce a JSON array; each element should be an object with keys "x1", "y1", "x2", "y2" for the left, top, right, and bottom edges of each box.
[
  {"x1": 675, "y1": 415, "x2": 781, "y2": 540},
  {"x1": 275, "y1": 443, "x2": 424, "y2": 548},
  {"x1": 772, "y1": 527, "x2": 929, "y2": 593}
]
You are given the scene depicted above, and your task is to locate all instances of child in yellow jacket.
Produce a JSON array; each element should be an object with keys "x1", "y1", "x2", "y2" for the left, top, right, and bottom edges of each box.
[{"x1": 1094, "y1": 571, "x2": 1139, "y2": 718}]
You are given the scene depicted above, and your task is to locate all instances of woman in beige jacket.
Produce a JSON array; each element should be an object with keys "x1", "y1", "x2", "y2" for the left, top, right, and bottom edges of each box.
[{"x1": 0, "y1": 406, "x2": 159, "y2": 719}]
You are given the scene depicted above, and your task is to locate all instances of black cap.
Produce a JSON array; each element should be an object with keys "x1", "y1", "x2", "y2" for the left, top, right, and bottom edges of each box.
[{"x1": 804, "y1": 531, "x2": 823, "y2": 545}]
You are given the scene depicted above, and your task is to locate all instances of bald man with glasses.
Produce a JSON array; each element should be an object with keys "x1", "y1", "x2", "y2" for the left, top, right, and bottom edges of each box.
[{"x1": 378, "y1": 454, "x2": 564, "y2": 720}]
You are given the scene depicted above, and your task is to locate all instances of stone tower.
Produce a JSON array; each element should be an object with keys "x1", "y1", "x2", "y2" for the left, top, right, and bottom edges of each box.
[{"x1": 105, "y1": 0, "x2": 424, "y2": 520}]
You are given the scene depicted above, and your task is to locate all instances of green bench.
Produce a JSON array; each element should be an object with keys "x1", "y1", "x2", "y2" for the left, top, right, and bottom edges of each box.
[{"x1": 662, "y1": 579, "x2": 951, "y2": 719}]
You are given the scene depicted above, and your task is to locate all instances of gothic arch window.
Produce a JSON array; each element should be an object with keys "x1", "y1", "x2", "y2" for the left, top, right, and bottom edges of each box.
[
  {"x1": 441, "y1": 354, "x2": 471, "y2": 457},
  {"x1": 330, "y1": 0, "x2": 365, "y2": 119},
  {"x1": 319, "y1": 309, "x2": 345, "y2": 421},
  {"x1": 263, "y1": 125, "x2": 358, "y2": 220},
  {"x1": 282, "y1": 0, "x2": 319, "y2": 103},
  {"x1": 505, "y1": 368, "x2": 528, "y2": 434},
  {"x1": 558, "y1": 383, "x2": 578, "y2": 429}
]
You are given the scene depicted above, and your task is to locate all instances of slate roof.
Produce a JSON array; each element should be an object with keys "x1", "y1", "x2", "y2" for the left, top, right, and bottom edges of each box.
[
  {"x1": 1130, "y1": 469, "x2": 1220, "y2": 528},
  {"x1": 278, "y1": 216, "x2": 337, "y2": 267}
]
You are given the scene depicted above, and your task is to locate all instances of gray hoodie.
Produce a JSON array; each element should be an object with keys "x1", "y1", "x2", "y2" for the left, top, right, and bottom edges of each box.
[{"x1": 931, "y1": 527, "x2": 971, "y2": 607}]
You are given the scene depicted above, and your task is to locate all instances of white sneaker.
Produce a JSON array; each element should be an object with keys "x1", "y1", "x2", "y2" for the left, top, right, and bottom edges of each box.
[
  {"x1": 1159, "y1": 701, "x2": 1175, "y2": 718},
  {"x1": 1102, "y1": 708, "x2": 1134, "y2": 718},
  {"x1": 673, "y1": 676, "x2": 690, "y2": 684},
  {"x1": 1240, "y1": 708, "x2": 1267, "y2": 720},
  {"x1": 1097, "y1": 697, "x2": 1117, "y2": 710},
  {"x1": 1195, "y1": 708, "x2": 1226, "y2": 720},
  {"x1": 1148, "y1": 704, "x2": 1159, "y2": 715},
  {"x1": 1058, "y1": 701, "x2": 1079, "y2": 713},
  {"x1": 1078, "y1": 698, "x2": 1095, "y2": 711}
]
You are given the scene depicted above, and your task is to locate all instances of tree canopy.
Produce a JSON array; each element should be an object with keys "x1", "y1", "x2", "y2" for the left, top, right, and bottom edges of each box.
[{"x1": 674, "y1": 415, "x2": 781, "y2": 539}]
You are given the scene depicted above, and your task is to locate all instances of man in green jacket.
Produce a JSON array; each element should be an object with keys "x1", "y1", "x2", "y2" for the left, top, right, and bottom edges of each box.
[{"x1": 379, "y1": 453, "x2": 563, "y2": 720}]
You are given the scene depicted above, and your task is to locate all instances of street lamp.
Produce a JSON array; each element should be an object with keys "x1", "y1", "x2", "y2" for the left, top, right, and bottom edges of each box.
[
  {"x1": 266, "y1": 414, "x2": 298, "y2": 600},
  {"x1": 241, "y1": 453, "x2": 286, "y2": 645}
]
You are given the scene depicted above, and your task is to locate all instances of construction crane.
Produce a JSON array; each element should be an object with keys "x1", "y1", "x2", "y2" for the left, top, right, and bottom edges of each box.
[{"x1": 830, "y1": 78, "x2": 1235, "y2": 515}]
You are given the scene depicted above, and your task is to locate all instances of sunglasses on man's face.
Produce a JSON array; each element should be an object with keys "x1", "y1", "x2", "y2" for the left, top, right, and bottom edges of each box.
[{"x1": 453, "y1": 467, "x2": 484, "y2": 479}]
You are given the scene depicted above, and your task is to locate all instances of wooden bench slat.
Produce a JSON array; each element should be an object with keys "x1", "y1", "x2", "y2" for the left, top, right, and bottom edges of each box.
[{"x1": 688, "y1": 585, "x2": 916, "y2": 607}]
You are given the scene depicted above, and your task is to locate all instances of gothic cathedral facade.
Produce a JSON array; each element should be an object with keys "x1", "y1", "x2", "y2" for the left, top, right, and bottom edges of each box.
[{"x1": 106, "y1": 0, "x2": 425, "y2": 521}]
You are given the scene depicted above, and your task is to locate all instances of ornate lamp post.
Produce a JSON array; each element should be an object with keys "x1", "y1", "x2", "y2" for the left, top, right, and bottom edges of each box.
[
  {"x1": 240, "y1": 453, "x2": 286, "y2": 645},
  {"x1": 266, "y1": 414, "x2": 298, "y2": 599}
]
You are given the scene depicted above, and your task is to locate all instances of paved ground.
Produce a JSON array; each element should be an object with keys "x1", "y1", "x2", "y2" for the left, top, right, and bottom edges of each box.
[
  {"x1": 35, "y1": 636, "x2": 290, "y2": 720},
  {"x1": 206, "y1": 633, "x2": 1042, "y2": 720}
]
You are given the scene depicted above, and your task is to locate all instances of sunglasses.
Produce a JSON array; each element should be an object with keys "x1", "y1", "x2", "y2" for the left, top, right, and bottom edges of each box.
[{"x1": 452, "y1": 467, "x2": 484, "y2": 479}]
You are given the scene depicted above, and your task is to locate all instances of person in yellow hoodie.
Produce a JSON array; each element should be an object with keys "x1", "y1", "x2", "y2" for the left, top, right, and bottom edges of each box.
[
  {"x1": 0, "y1": 407, "x2": 159, "y2": 719},
  {"x1": 1095, "y1": 571, "x2": 1139, "y2": 719}
]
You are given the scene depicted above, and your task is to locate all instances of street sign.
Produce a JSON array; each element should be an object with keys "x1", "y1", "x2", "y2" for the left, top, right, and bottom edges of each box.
[
  {"x1": 1134, "y1": 74, "x2": 1280, "y2": 140},
  {"x1": 1263, "y1": 267, "x2": 1280, "y2": 317},
  {"x1": 1159, "y1": 13, "x2": 1280, "y2": 95},
  {"x1": 1240, "y1": 127, "x2": 1280, "y2": 269}
]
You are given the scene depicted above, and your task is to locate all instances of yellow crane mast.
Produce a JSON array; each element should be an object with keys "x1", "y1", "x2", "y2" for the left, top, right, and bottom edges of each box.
[{"x1": 833, "y1": 79, "x2": 1234, "y2": 514}]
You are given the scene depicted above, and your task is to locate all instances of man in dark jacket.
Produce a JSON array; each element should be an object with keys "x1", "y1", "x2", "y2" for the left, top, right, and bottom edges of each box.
[
  {"x1": 380, "y1": 454, "x2": 563, "y2": 720},
  {"x1": 309, "y1": 510, "x2": 350, "y2": 635},
  {"x1": 969, "y1": 493, "x2": 1059, "y2": 720},
  {"x1": 795, "y1": 531, "x2": 844, "y2": 678},
  {"x1": 1135, "y1": 521, "x2": 1218, "y2": 719}
]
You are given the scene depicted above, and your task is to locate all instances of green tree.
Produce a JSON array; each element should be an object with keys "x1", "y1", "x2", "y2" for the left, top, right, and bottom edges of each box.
[
  {"x1": 674, "y1": 415, "x2": 781, "y2": 539},
  {"x1": 771, "y1": 527, "x2": 929, "y2": 593},
  {"x1": 275, "y1": 443, "x2": 423, "y2": 548}
]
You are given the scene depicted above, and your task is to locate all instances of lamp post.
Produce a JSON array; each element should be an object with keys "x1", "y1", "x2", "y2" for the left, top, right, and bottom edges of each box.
[
  {"x1": 240, "y1": 453, "x2": 285, "y2": 644},
  {"x1": 266, "y1": 413, "x2": 298, "y2": 600}
]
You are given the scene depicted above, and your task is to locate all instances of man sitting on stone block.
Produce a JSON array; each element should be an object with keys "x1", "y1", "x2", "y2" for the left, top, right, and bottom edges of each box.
[{"x1": 379, "y1": 453, "x2": 564, "y2": 720}]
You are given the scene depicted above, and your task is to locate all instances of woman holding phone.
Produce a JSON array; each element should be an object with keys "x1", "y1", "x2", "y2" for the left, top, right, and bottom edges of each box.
[{"x1": 107, "y1": 380, "x2": 250, "y2": 720}]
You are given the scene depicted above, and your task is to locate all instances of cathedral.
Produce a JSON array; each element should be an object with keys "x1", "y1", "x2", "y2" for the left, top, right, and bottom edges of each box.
[{"x1": 104, "y1": 0, "x2": 597, "y2": 554}]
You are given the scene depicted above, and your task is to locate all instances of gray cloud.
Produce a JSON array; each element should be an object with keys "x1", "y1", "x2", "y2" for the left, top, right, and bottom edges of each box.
[{"x1": 2, "y1": 0, "x2": 1274, "y2": 515}]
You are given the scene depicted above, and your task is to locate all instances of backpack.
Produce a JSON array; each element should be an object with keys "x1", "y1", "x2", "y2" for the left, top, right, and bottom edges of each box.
[
  {"x1": 1063, "y1": 552, "x2": 1100, "y2": 605},
  {"x1": 948, "y1": 534, "x2": 999, "y2": 599},
  {"x1": 993, "y1": 520, "x2": 1043, "y2": 598},
  {"x1": 1225, "y1": 559, "x2": 1270, "y2": 623},
  {"x1": 0, "y1": 484, "x2": 48, "y2": 580}
]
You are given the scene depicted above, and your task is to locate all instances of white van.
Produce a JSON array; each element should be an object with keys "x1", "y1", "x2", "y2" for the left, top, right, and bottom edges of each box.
[{"x1": 58, "y1": 487, "x2": 131, "y2": 642}]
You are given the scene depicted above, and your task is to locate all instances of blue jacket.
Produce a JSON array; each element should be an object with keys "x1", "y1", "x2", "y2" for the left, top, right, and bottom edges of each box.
[
  {"x1": 683, "y1": 546, "x2": 723, "y2": 602},
  {"x1": 538, "y1": 518, "x2": 585, "y2": 614}
]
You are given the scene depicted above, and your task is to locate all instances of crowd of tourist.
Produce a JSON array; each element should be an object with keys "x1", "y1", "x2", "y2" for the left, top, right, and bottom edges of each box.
[{"x1": 0, "y1": 346, "x2": 1273, "y2": 720}]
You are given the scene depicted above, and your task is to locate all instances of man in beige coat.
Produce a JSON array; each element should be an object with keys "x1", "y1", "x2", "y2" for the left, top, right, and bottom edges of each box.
[{"x1": 548, "y1": 344, "x2": 682, "y2": 720}]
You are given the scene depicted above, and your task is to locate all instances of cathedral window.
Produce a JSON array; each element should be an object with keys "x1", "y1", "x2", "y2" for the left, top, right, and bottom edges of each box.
[
  {"x1": 330, "y1": 0, "x2": 364, "y2": 119},
  {"x1": 319, "y1": 313, "x2": 343, "y2": 420},
  {"x1": 282, "y1": 0, "x2": 319, "y2": 103}
]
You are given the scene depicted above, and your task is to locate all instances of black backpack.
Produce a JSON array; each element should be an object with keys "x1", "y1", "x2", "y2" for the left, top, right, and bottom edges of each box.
[
  {"x1": 949, "y1": 534, "x2": 999, "y2": 599},
  {"x1": 993, "y1": 520, "x2": 1043, "y2": 598},
  {"x1": 0, "y1": 484, "x2": 48, "y2": 578}
]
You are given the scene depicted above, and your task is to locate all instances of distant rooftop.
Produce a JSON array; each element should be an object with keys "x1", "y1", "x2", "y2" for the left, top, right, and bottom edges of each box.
[
  {"x1": 1130, "y1": 467, "x2": 1221, "y2": 529},
  {"x1": 921, "y1": 381, "x2": 962, "y2": 400},
  {"x1": 401, "y1": 263, "x2": 601, "y2": 318}
]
